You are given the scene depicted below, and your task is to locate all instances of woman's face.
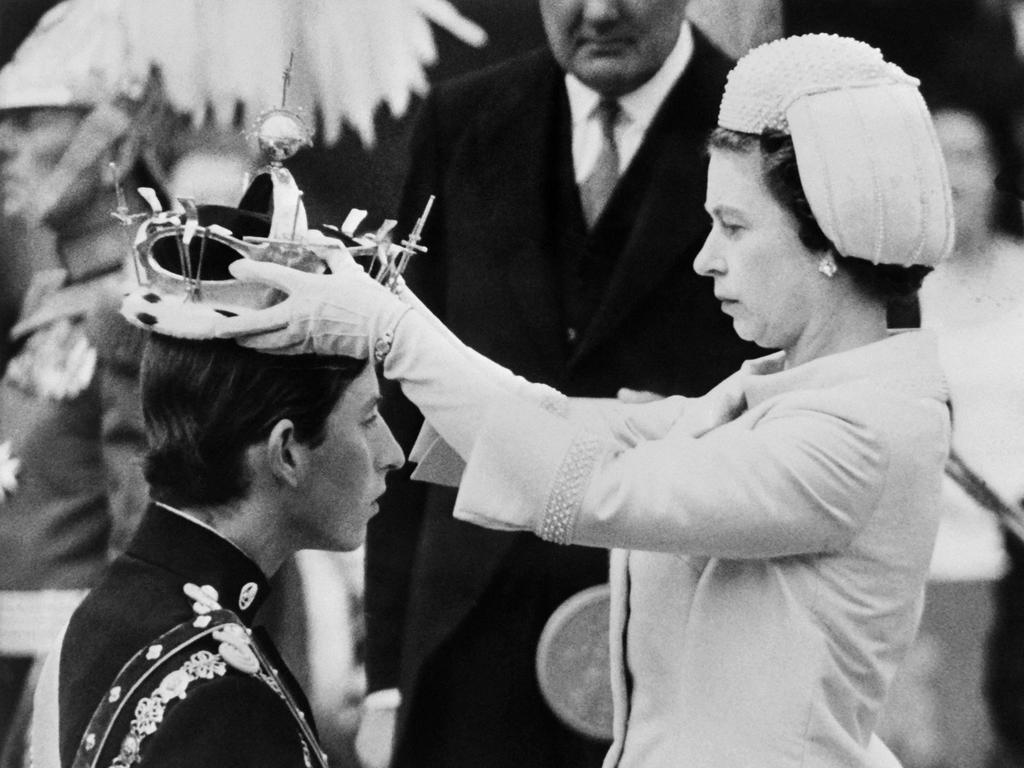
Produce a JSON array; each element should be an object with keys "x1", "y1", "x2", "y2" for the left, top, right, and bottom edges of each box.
[{"x1": 693, "y1": 148, "x2": 824, "y2": 351}]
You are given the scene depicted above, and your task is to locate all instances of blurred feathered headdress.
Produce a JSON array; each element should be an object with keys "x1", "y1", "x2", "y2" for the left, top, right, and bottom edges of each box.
[{"x1": 0, "y1": 0, "x2": 487, "y2": 146}]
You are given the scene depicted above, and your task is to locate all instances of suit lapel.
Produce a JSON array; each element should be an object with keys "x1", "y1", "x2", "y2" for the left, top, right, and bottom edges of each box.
[
  {"x1": 465, "y1": 55, "x2": 571, "y2": 369},
  {"x1": 400, "y1": 60, "x2": 576, "y2": 690},
  {"x1": 571, "y1": 31, "x2": 731, "y2": 366}
]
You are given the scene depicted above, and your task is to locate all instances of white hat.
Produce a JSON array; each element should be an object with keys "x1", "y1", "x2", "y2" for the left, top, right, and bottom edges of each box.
[{"x1": 718, "y1": 34, "x2": 955, "y2": 267}]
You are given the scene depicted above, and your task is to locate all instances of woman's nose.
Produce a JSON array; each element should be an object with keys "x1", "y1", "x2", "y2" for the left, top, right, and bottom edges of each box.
[{"x1": 693, "y1": 234, "x2": 723, "y2": 277}]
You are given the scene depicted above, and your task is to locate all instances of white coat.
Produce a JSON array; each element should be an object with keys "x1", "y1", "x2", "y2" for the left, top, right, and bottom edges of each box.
[{"x1": 449, "y1": 331, "x2": 951, "y2": 767}]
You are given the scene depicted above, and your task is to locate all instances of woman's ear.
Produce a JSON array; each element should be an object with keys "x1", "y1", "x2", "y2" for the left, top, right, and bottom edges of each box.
[{"x1": 265, "y1": 419, "x2": 308, "y2": 488}]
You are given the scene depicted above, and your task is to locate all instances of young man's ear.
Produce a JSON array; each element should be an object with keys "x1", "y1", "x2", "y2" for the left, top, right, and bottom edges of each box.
[{"x1": 265, "y1": 418, "x2": 308, "y2": 488}]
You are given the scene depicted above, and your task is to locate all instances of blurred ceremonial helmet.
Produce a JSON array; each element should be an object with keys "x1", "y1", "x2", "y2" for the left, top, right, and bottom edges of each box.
[
  {"x1": 0, "y1": 0, "x2": 181, "y2": 228},
  {"x1": 0, "y1": 0, "x2": 488, "y2": 225}
]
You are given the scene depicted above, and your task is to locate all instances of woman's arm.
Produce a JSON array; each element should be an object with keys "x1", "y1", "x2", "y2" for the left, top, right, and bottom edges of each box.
[{"x1": 454, "y1": 388, "x2": 892, "y2": 558}]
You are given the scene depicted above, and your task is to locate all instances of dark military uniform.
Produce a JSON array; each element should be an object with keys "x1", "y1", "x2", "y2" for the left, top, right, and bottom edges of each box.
[{"x1": 48, "y1": 504, "x2": 325, "y2": 768}]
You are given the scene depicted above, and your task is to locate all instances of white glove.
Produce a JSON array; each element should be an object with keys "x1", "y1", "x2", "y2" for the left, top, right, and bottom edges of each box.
[
  {"x1": 215, "y1": 259, "x2": 410, "y2": 360},
  {"x1": 354, "y1": 696, "x2": 398, "y2": 768},
  {"x1": 392, "y1": 276, "x2": 564, "y2": 405},
  {"x1": 215, "y1": 259, "x2": 507, "y2": 458}
]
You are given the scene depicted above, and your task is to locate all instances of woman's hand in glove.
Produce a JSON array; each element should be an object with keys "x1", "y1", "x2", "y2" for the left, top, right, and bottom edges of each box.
[{"x1": 214, "y1": 259, "x2": 410, "y2": 359}]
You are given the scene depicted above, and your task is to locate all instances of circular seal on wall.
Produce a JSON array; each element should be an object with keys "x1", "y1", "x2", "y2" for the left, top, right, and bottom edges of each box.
[{"x1": 535, "y1": 583, "x2": 613, "y2": 741}]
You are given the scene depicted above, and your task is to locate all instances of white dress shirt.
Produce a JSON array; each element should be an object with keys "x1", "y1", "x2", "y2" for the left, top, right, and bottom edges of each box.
[{"x1": 565, "y1": 21, "x2": 695, "y2": 184}]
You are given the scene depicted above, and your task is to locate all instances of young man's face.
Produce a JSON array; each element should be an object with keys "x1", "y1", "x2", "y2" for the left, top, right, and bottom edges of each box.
[{"x1": 293, "y1": 365, "x2": 404, "y2": 552}]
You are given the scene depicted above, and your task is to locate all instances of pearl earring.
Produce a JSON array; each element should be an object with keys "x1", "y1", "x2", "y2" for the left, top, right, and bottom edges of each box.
[{"x1": 817, "y1": 253, "x2": 837, "y2": 278}]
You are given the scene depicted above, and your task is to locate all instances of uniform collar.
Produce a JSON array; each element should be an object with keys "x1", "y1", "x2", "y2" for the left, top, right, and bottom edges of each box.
[
  {"x1": 127, "y1": 503, "x2": 271, "y2": 624},
  {"x1": 739, "y1": 330, "x2": 950, "y2": 410}
]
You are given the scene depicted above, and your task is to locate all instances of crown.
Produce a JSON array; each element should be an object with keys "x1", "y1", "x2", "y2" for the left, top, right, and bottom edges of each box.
[{"x1": 120, "y1": 108, "x2": 432, "y2": 339}]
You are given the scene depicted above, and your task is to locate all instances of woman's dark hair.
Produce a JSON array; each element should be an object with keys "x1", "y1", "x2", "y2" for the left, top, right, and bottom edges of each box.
[
  {"x1": 141, "y1": 336, "x2": 367, "y2": 508},
  {"x1": 707, "y1": 127, "x2": 932, "y2": 301}
]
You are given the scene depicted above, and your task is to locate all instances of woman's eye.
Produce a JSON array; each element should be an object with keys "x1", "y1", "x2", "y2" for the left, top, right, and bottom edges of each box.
[
  {"x1": 363, "y1": 411, "x2": 381, "y2": 427},
  {"x1": 719, "y1": 222, "x2": 742, "y2": 236}
]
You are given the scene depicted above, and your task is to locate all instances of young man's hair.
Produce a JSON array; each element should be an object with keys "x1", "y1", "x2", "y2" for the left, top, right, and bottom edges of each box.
[{"x1": 141, "y1": 335, "x2": 367, "y2": 508}]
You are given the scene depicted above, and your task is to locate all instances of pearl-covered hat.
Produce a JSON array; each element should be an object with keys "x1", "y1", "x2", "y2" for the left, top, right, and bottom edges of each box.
[{"x1": 718, "y1": 34, "x2": 955, "y2": 267}]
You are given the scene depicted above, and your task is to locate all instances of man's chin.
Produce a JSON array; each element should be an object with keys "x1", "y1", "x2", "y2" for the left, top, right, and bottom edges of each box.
[{"x1": 571, "y1": 57, "x2": 648, "y2": 98}]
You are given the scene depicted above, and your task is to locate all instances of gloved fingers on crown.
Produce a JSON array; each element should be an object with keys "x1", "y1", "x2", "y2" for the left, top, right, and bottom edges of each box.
[
  {"x1": 228, "y1": 258, "x2": 306, "y2": 290},
  {"x1": 212, "y1": 304, "x2": 292, "y2": 339},
  {"x1": 322, "y1": 247, "x2": 360, "y2": 275},
  {"x1": 229, "y1": 328, "x2": 314, "y2": 354}
]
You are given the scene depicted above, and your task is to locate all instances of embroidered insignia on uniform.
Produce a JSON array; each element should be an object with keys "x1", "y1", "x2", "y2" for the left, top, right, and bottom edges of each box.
[
  {"x1": 111, "y1": 650, "x2": 228, "y2": 767},
  {"x1": 116, "y1": 733, "x2": 141, "y2": 766},
  {"x1": 238, "y1": 581, "x2": 258, "y2": 610},
  {"x1": 155, "y1": 669, "x2": 191, "y2": 701},
  {"x1": 182, "y1": 649, "x2": 225, "y2": 680},
  {"x1": 0, "y1": 442, "x2": 20, "y2": 502},
  {"x1": 219, "y1": 640, "x2": 260, "y2": 674},
  {"x1": 133, "y1": 696, "x2": 164, "y2": 736},
  {"x1": 76, "y1": 606, "x2": 331, "y2": 767},
  {"x1": 184, "y1": 582, "x2": 222, "y2": 614},
  {"x1": 214, "y1": 624, "x2": 260, "y2": 674}
]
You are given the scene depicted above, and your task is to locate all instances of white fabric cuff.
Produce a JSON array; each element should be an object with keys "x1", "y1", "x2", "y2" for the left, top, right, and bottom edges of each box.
[
  {"x1": 363, "y1": 688, "x2": 401, "y2": 710},
  {"x1": 454, "y1": 401, "x2": 604, "y2": 543},
  {"x1": 410, "y1": 422, "x2": 466, "y2": 488}
]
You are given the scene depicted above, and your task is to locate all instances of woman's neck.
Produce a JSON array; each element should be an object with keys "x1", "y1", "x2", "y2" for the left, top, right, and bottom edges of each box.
[{"x1": 785, "y1": 285, "x2": 889, "y2": 369}]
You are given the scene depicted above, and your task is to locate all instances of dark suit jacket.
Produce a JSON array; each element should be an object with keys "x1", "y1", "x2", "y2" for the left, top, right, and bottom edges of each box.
[{"x1": 366, "y1": 29, "x2": 760, "y2": 767}]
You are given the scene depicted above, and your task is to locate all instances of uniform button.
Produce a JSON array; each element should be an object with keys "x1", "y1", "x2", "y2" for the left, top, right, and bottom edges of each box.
[
  {"x1": 566, "y1": 327, "x2": 578, "y2": 344},
  {"x1": 239, "y1": 582, "x2": 258, "y2": 610}
]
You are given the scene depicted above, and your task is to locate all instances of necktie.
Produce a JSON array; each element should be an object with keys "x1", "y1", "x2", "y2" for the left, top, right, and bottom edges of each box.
[{"x1": 579, "y1": 99, "x2": 621, "y2": 228}]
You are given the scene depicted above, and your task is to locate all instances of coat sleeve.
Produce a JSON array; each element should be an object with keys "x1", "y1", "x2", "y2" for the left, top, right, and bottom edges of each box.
[{"x1": 453, "y1": 388, "x2": 892, "y2": 558}]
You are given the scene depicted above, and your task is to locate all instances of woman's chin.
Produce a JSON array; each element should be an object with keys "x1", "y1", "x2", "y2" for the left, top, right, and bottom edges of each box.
[{"x1": 732, "y1": 320, "x2": 757, "y2": 344}]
